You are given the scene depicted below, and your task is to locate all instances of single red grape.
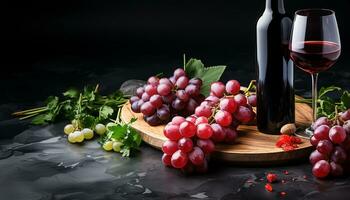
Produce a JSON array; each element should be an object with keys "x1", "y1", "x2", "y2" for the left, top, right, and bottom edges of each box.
[
  {"x1": 234, "y1": 94, "x2": 247, "y2": 106},
  {"x1": 330, "y1": 146, "x2": 347, "y2": 164},
  {"x1": 312, "y1": 160, "x2": 330, "y2": 178},
  {"x1": 196, "y1": 123, "x2": 213, "y2": 139},
  {"x1": 179, "y1": 121, "x2": 197, "y2": 138},
  {"x1": 234, "y1": 106, "x2": 252, "y2": 123},
  {"x1": 197, "y1": 139, "x2": 215, "y2": 154},
  {"x1": 171, "y1": 150, "x2": 188, "y2": 169},
  {"x1": 329, "y1": 125, "x2": 347, "y2": 144},
  {"x1": 147, "y1": 76, "x2": 159, "y2": 86},
  {"x1": 176, "y1": 76, "x2": 189, "y2": 89},
  {"x1": 162, "y1": 153, "x2": 172, "y2": 166},
  {"x1": 173, "y1": 68, "x2": 186, "y2": 80},
  {"x1": 195, "y1": 105, "x2": 212, "y2": 118},
  {"x1": 150, "y1": 94, "x2": 163, "y2": 108},
  {"x1": 211, "y1": 123, "x2": 226, "y2": 142},
  {"x1": 314, "y1": 125, "x2": 330, "y2": 140},
  {"x1": 162, "y1": 140, "x2": 179, "y2": 155},
  {"x1": 247, "y1": 95, "x2": 257, "y2": 107},
  {"x1": 188, "y1": 147, "x2": 205, "y2": 166},
  {"x1": 330, "y1": 161, "x2": 344, "y2": 177},
  {"x1": 157, "y1": 83, "x2": 172, "y2": 96},
  {"x1": 219, "y1": 97, "x2": 237, "y2": 113},
  {"x1": 178, "y1": 138, "x2": 193, "y2": 153},
  {"x1": 195, "y1": 116, "x2": 209, "y2": 125},
  {"x1": 316, "y1": 140, "x2": 333, "y2": 155},
  {"x1": 210, "y1": 82, "x2": 225, "y2": 97},
  {"x1": 224, "y1": 128, "x2": 238, "y2": 143},
  {"x1": 225, "y1": 80, "x2": 240, "y2": 95},
  {"x1": 309, "y1": 150, "x2": 328, "y2": 165},
  {"x1": 140, "y1": 102, "x2": 156, "y2": 116},
  {"x1": 163, "y1": 124, "x2": 181, "y2": 141},
  {"x1": 214, "y1": 110, "x2": 233, "y2": 127},
  {"x1": 172, "y1": 116, "x2": 186, "y2": 125}
]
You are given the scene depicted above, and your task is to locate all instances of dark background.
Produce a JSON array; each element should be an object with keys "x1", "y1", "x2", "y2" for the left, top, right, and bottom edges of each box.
[{"x1": 2, "y1": 0, "x2": 350, "y2": 104}]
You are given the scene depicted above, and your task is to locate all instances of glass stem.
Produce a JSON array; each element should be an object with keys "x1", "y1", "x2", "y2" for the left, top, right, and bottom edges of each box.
[{"x1": 311, "y1": 73, "x2": 319, "y2": 124}]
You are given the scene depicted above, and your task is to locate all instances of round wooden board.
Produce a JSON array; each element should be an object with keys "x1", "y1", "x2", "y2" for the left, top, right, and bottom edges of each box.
[{"x1": 121, "y1": 101, "x2": 314, "y2": 165}]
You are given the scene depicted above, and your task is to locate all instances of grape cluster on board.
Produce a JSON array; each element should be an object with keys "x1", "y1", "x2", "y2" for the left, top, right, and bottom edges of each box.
[
  {"x1": 309, "y1": 110, "x2": 350, "y2": 178},
  {"x1": 162, "y1": 80, "x2": 257, "y2": 173},
  {"x1": 130, "y1": 68, "x2": 205, "y2": 126}
]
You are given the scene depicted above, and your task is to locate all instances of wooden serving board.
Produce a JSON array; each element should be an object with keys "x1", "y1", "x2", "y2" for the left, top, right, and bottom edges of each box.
[{"x1": 121, "y1": 101, "x2": 314, "y2": 165}]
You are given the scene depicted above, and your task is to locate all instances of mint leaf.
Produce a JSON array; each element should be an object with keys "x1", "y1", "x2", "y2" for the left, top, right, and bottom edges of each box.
[{"x1": 185, "y1": 58, "x2": 226, "y2": 96}]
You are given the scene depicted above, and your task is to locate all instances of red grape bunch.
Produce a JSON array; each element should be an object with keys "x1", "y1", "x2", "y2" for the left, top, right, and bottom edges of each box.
[
  {"x1": 161, "y1": 80, "x2": 257, "y2": 173},
  {"x1": 129, "y1": 68, "x2": 204, "y2": 126},
  {"x1": 309, "y1": 112, "x2": 350, "y2": 178}
]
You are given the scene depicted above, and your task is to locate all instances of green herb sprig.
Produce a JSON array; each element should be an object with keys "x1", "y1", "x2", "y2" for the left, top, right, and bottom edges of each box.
[
  {"x1": 296, "y1": 85, "x2": 350, "y2": 120},
  {"x1": 13, "y1": 84, "x2": 128, "y2": 128}
]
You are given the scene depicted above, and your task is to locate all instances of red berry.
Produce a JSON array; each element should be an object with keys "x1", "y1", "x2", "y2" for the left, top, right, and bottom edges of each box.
[
  {"x1": 266, "y1": 173, "x2": 277, "y2": 183},
  {"x1": 265, "y1": 183, "x2": 273, "y2": 192},
  {"x1": 224, "y1": 128, "x2": 238, "y2": 143}
]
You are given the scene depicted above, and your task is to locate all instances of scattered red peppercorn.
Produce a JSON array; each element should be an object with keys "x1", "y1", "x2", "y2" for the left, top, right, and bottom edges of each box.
[
  {"x1": 265, "y1": 183, "x2": 273, "y2": 192},
  {"x1": 303, "y1": 175, "x2": 307, "y2": 179},
  {"x1": 266, "y1": 173, "x2": 277, "y2": 183},
  {"x1": 276, "y1": 135, "x2": 303, "y2": 152},
  {"x1": 283, "y1": 170, "x2": 289, "y2": 175},
  {"x1": 280, "y1": 191, "x2": 287, "y2": 196},
  {"x1": 281, "y1": 179, "x2": 286, "y2": 184}
]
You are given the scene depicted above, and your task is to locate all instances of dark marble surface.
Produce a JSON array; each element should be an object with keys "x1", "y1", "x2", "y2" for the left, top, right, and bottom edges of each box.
[{"x1": 1, "y1": 53, "x2": 350, "y2": 200}]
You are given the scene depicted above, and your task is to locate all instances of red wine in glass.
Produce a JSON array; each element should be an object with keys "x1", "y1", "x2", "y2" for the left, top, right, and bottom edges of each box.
[{"x1": 290, "y1": 41, "x2": 341, "y2": 74}]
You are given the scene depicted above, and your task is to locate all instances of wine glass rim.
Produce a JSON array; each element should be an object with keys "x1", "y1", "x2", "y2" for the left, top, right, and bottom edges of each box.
[{"x1": 295, "y1": 9, "x2": 335, "y2": 17}]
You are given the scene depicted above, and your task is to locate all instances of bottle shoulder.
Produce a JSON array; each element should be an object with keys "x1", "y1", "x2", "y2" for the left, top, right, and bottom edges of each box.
[{"x1": 257, "y1": 11, "x2": 292, "y2": 29}]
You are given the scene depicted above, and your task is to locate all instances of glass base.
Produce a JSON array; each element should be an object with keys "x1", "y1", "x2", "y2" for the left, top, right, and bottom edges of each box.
[{"x1": 295, "y1": 127, "x2": 313, "y2": 139}]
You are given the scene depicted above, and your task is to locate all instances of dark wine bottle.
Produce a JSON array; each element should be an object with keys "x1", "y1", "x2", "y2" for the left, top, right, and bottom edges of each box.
[{"x1": 256, "y1": 0, "x2": 294, "y2": 134}]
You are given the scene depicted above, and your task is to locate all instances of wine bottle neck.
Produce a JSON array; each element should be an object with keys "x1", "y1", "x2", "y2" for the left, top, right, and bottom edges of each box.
[{"x1": 265, "y1": 0, "x2": 285, "y2": 13}]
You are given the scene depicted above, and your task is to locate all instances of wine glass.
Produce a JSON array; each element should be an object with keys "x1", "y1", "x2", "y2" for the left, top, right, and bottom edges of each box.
[{"x1": 289, "y1": 9, "x2": 341, "y2": 137}]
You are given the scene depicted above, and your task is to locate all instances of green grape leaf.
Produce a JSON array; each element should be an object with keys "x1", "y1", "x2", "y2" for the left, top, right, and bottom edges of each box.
[{"x1": 184, "y1": 58, "x2": 226, "y2": 96}]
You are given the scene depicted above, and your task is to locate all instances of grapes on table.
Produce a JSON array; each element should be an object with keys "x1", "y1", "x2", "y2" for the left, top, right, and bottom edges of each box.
[
  {"x1": 160, "y1": 79, "x2": 257, "y2": 174},
  {"x1": 309, "y1": 112, "x2": 350, "y2": 179}
]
